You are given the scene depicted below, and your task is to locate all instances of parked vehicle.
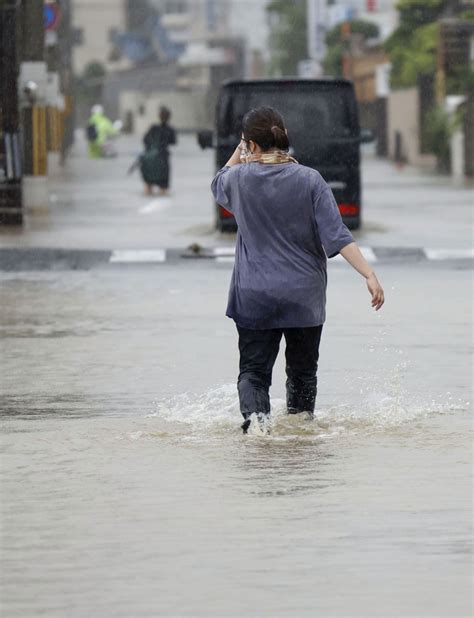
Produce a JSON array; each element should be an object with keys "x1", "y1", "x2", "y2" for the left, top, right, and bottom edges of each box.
[{"x1": 198, "y1": 78, "x2": 373, "y2": 232}]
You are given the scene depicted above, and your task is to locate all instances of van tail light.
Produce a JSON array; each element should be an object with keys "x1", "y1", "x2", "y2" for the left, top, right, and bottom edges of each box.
[
  {"x1": 219, "y1": 206, "x2": 234, "y2": 218},
  {"x1": 338, "y1": 203, "x2": 359, "y2": 216}
]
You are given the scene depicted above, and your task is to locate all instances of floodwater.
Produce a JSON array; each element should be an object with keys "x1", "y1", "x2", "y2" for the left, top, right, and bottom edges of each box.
[{"x1": 1, "y1": 264, "x2": 472, "y2": 617}]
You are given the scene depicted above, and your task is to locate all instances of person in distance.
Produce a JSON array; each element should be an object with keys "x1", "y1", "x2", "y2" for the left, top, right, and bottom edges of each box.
[{"x1": 211, "y1": 106, "x2": 384, "y2": 435}]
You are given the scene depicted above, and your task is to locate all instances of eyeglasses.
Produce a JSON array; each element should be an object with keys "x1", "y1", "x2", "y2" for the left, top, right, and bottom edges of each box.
[{"x1": 239, "y1": 139, "x2": 251, "y2": 161}]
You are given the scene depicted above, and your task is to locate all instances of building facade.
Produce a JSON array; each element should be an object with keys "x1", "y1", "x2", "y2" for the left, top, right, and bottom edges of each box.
[
  {"x1": 72, "y1": 0, "x2": 132, "y2": 75},
  {"x1": 327, "y1": 0, "x2": 398, "y2": 38}
]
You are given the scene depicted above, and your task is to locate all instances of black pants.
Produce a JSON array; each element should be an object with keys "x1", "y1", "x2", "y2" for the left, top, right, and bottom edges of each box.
[{"x1": 237, "y1": 325, "x2": 323, "y2": 419}]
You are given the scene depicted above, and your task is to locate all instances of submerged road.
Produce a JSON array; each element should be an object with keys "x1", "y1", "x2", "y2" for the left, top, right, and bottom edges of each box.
[
  {"x1": 1, "y1": 260, "x2": 472, "y2": 617},
  {"x1": 0, "y1": 133, "x2": 472, "y2": 252},
  {"x1": 0, "y1": 134, "x2": 472, "y2": 617}
]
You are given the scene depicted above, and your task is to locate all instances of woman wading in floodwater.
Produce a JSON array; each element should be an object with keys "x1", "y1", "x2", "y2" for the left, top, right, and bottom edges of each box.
[
  {"x1": 141, "y1": 106, "x2": 176, "y2": 196},
  {"x1": 211, "y1": 107, "x2": 385, "y2": 434}
]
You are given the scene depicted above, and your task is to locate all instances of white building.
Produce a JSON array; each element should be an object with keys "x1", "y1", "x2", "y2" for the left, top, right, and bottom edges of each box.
[
  {"x1": 304, "y1": 0, "x2": 398, "y2": 76},
  {"x1": 73, "y1": 0, "x2": 272, "y2": 130},
  {"x1": 72, "y1": 0, "x2": 132, "y2": 75},
  {"x1": 153, "y1": 0, "x2": 269, "y2": 78},
  {"x1": 327, "y1": 0, "x2": 398, "y2": 39},
  {"x1": 228, "y1": 0, "x2": 270, "y2": 77},
  {"x1": 72, "y1": 0, "x2": 270, "y2": 78}
]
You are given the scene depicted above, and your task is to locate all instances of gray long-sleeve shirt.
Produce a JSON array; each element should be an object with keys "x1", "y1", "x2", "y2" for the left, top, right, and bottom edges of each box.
[{"x1": 211, "y1": 162, "x2": 354, "y2": 329}]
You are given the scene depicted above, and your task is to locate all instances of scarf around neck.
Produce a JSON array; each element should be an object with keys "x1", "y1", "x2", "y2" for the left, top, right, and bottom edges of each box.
[{"x1": 242, "y1": 150, "x2": 298, "y2": 165}]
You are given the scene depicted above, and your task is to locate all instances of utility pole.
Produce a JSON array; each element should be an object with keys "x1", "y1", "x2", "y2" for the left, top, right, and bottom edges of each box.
[
  {"x1": 45, "y1": 0, "x2": 74, "y2": 165},
  {"x1": 21, "y1": 0, "x2": 44, "y2": 60},
  {"x1": 57, "y1": 0, "x2": 75, "y2": 163},
  {"x1": 0, "y1": 0, "x2": 23, "y2": 225},
  {"x1": 1, "y1": 0, "x2": 71, "y2": 225},
  {"x1": 305, "y1": 0, "x2": 327, "y2": 77},
  {"x1": 19, "y1": 0, "x2": 49, "y2": 211}
]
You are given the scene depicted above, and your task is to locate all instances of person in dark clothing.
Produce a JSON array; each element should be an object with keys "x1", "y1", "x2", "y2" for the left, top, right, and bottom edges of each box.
[
  {"x1": 141, "y1": 106, "x2": 177, "y2": 196},
  {"x1": 211, "y1": 107, "x2": 385, "y2": 435}
]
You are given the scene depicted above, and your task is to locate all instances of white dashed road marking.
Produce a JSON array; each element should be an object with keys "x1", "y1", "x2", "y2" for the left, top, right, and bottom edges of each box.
[
  {"x1": 138, "y1": 198, "x2": 172, "y2": 215},
  {"x1": 360, "y1": 246, "x2": 377, "y2": 262},
  {"x1": 104, "y1": 246, "x2": 473, "y2": 265},
  {"x1": 332, "y1": 246, "x2": 377, "y2": 263},
  {"x1": 110, "y1": 250, "x2": 167, "y2": 263},
  {"x1": 213, "y1": 247, "x2": 236, "y2": 257},
  {"x1": 424, "y1": 248, "x2": 474, "y2": 260}
]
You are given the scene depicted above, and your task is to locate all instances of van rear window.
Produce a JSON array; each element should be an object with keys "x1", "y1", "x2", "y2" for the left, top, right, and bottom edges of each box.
[{"x1": 219, "y1": 84, "x2": 357, "y2": 140}]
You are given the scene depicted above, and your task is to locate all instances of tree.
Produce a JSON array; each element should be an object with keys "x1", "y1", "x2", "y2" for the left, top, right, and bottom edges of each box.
[
  {"x1": 76, "y1": 62, "x2": 106, "y2": 110},
  {"x1": 267, "y1": 0, "x2": 307, "y2": 76},
  {"x1": 396, "y1": 0, "x2": 446, "y2": 30},
  {"x1": 325, "y1": 20, "x2": 379, "y2": 47},
  {"x1": 386, "y1": 22, "x2": 438, "y2": 88},
  {"x1": 323, "y1": 20, "x2": 379, "y2": 77},
  {"x1": 385, "y1": 0, "x2": 446, "y2": 87},
  {"x1": 423, "y1": 105, "x2": 451, "y2": 171}
]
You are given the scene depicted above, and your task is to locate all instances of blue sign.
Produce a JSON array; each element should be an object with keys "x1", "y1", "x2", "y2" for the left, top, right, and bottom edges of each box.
[{"x1": 44, "y1": 4, "x2": 60, "y2": 31}]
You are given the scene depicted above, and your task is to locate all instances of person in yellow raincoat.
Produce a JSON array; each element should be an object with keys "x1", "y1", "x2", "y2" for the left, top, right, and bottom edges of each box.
[{"x1": 86, "y1": 104, "x2": 119, "y2": 159}]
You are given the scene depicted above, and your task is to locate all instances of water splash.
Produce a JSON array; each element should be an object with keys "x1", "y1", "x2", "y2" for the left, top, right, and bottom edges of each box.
[
  {"x1": 146, "y1": 382, "x2": 468, "y2": 440},
  {"x1": 148, "y1": 384, "x2": 239, "y2": 426}
]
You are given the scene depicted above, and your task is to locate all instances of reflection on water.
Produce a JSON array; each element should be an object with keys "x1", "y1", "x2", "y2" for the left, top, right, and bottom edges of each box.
[
  {"x1": 1, "y1": 268, "x2": 472, "y2": 616},
  {"x1": 1, "y1": 384, "x2": 472, "y2": 617}
]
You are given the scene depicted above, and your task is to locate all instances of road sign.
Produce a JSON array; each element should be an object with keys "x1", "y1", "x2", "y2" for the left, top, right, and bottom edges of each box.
[{"x1": 44, "y1": 4, "x2": 60, "y2": 31}]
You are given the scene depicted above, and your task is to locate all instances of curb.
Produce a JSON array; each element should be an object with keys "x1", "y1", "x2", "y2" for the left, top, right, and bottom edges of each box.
[{"x1": 0, "y1": 246, "x2": 472, "y2": 271}]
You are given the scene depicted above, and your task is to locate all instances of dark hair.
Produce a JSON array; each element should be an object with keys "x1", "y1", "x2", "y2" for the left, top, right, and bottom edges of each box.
[
  {"x1": 159, "y1": 106, "x2": 171, "y2": 124},
  {"x1": 242, "y1": 106, "x2": 289, "y2": 151}
]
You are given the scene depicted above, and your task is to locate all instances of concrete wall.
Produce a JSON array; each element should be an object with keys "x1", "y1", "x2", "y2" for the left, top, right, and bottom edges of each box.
[
  {"x1": 228, "y1": 0, "x2": 270, "y2": 76},
  {"x1": 387, "y1": 88, "x2": 436, "y2": 169},
  {"x1": 351, "y1": 50, "x2": 388, "y2": 103},
  {"x1": 102, "y1": 65, "x2": 179, "y2": 121},
  {"x1": 119, "y1": 89, "x2": 211, "y2": 136}
]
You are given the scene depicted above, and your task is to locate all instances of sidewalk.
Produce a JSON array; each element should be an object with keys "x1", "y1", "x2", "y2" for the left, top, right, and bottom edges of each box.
[
  {"x1": 0, "y1": 133, "x2": 472, "y2": 259},
  {"x1": 0, "y1": 133, "x2": 219, "y2": 251}
]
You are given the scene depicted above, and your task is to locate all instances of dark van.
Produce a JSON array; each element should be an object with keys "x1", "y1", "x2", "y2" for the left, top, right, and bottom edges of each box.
[{"x1": 198, "y1": 78, "x2": 373, "y2": 231}]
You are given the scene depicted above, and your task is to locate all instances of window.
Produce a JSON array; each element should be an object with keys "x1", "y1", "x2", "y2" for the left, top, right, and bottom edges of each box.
[{"x1": 164, "y1": 1, "x2": 187, "y2": 14}]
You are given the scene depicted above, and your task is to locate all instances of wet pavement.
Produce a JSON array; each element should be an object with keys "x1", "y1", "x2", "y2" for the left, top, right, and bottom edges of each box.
[
  {"x1": 0, "y1": 133, "x2": 472, "y2": 253},
  {"x1": 1, "y1": 262, "x2": 472, "y2": 617},
  {"x1": 0, "y1": 133, "x2": 473, "y2": 617}
]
